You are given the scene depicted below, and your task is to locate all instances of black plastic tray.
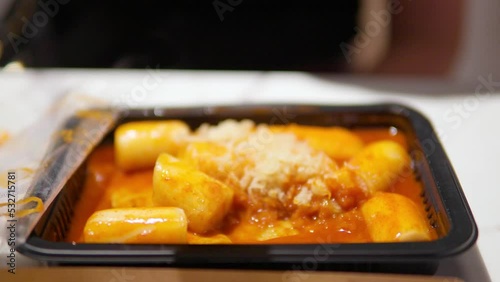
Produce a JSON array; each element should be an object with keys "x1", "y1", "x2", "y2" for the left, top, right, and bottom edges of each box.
[{"x1": 18, "y1": 104, "x2": 477, "y2": 274}]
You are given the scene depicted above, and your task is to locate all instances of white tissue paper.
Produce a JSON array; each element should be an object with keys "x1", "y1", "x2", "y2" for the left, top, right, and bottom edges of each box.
[{"x1": 0, "y1": 94, "x2": 118, "y2": 268}]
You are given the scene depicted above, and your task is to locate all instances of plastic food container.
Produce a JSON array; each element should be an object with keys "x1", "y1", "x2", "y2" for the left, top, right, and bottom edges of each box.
[{"x1": 18, "y1": 104, "x2": 477, "y2": 274}]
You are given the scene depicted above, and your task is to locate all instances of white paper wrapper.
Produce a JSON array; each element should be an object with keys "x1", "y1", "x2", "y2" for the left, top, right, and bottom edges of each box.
[{"x1": 0, "y1": 94, "x2": 119, "y2": 263}]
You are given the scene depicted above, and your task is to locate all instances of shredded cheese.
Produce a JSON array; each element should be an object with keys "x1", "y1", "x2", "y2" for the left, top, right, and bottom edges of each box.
[{"x1": 187, "y1": 120, "x2": 339, "y2": 207}]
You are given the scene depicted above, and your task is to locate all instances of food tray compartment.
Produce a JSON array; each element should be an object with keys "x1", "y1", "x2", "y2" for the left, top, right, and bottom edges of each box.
[{"x1": 18, "y1": 104, "x2": 477, "y2": 274}]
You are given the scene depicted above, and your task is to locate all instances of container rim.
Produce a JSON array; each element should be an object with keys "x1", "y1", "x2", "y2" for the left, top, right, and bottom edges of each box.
[{"x1": 18, "y1": 103, "x2": 478, "y2": 264}]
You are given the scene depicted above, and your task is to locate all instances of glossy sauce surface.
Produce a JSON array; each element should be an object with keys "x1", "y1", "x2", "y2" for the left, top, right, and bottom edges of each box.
[{"x1": 67, "y1": 127, "x2": 436, "y2": 244}]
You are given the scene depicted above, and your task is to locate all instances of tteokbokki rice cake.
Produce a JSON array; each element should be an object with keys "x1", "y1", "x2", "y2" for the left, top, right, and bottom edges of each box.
[{"x1": 67, "y1": 119, "x2": 437, "y2": 244}]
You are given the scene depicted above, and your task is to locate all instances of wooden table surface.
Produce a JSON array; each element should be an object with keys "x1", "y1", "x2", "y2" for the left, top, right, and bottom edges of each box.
[{"x1": 0, "y1": 268, "x2": 463, "y2": 282}]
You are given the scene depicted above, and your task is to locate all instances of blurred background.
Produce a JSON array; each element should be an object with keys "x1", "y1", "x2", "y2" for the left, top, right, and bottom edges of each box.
[
  {"x1": 0, "y1": 0, "x2": 500, "y2": 81},
  {"x1": 0, "y1": 0, "x2": 499, "y2": 83}
]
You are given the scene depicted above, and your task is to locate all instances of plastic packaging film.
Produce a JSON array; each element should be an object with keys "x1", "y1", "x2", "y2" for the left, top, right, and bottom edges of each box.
[{"x1": 0, "y1": 94, "x2": 119, "y2": 254}]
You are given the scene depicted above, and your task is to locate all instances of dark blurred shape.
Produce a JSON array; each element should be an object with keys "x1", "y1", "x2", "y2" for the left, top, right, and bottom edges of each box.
[{"x1": 0, "y1": 0, "x2": 359, "y2": 70}]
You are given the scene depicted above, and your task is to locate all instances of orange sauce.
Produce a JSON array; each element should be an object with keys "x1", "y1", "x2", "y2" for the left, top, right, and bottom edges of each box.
[{"x1": 66, "y1": 127, "x2": 435, "y2": 244}]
